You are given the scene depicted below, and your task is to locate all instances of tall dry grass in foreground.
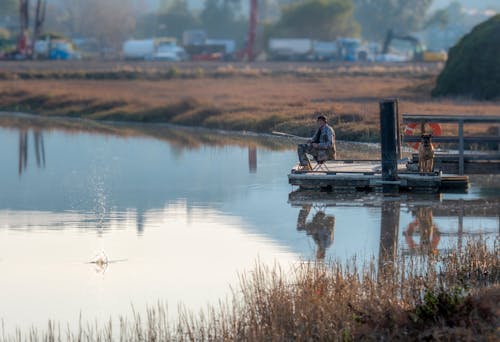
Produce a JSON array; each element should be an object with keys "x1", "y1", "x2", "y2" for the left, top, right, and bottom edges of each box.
[{"x1": 3, "y1": 239, "x2": 499, "y2": 342}]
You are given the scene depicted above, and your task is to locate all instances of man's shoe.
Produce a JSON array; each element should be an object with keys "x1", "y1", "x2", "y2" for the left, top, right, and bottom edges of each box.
[{"x1": 299, "y1": 164, "x2": 312, "y2": 171}]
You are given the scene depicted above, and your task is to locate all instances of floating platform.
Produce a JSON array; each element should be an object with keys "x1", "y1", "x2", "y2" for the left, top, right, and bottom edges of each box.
[{"x1": 288, "y1": 160, "x2": 469, "y2": 193}]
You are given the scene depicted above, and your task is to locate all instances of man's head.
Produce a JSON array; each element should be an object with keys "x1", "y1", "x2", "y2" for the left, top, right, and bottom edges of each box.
[{"x1": 317, "y1": 115, "x2": 327, "y2": 127}]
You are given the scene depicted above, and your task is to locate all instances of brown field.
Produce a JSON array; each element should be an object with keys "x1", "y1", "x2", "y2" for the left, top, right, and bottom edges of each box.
[{"x1": 0, "y1": 61, "x2": 498, "y2": 141}]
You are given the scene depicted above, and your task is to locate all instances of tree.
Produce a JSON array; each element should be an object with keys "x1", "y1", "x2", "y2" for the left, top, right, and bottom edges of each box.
[
  {"x1": 0, "y1": 0, "x2": 17, "y2": 17},
  {"x1": 354, "y1": 0, "x2": 433, "y2": 41},
  {"x1": 200, "y1": 0, "x2": 247, "y2": 41},
  {"x1": 432, "y1": 14, "x2": 500, "y2": 100},
  {"x1": 136, "y1": 0, "x2": 199, "y2": 40},
  {"x1": 271, "y1": 0, "x2": 359, "y2": 40},
  {"x1": 61, "y1": 0, "x2": 136, "y2": 51}
]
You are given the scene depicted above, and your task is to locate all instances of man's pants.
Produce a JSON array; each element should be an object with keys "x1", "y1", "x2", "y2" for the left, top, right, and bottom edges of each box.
[
  {"x1": 298, "y1": 144, "x2": 335, "y2": 166},
  {"x1": 298, "y1": 143, "x2": 319, "y2": 166}
]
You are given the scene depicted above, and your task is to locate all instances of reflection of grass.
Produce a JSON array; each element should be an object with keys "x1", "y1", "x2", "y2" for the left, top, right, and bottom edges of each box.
[
  {"x1": 0, "y1": 113, "x2": 295, "y2": 151},
  {"x1": 7, "y1": 239, "x2": 498, "y2": 341},
  {"x1": 0, "y1": 63, "x2": 498, "y2": 143},
  {"x1": 0, "y1": 114, "x2": 383, "y2": 159}
]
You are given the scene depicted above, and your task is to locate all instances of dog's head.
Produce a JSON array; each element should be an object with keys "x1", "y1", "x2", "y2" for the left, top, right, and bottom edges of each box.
[{"x1": 421, "y1": 133, "x2": 433, "y2": 146}]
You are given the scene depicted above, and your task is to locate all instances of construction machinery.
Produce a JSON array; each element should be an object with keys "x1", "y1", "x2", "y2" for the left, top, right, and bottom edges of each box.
[{"x1": 382, "y1": 29, "x2": 447, "y2": 62}]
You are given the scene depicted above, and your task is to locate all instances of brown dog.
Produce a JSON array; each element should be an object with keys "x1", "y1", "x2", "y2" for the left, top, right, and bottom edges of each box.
[{"x1": 418, "y1": 134, "x2": 435, "y2": 173}]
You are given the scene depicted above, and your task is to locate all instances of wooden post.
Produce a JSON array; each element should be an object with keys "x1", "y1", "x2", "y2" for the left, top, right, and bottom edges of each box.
[
  {"x1": 379, "y1": 99, "x2": 399, "y2": 192},
  {"x1": 458, "y1": 120, "x2": 464, "y2": 175},
  {"x1": 394, "y1": 100, "x2": 401, "y2": 159},
  {"x1": 497, "y1": 126, "x2": 500, "y2": 152}
]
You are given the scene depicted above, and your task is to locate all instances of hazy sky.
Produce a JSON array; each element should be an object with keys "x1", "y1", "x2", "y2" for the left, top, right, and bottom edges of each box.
[{"x1": 430, "y1": 0, "x2": 500, "y2": 11}]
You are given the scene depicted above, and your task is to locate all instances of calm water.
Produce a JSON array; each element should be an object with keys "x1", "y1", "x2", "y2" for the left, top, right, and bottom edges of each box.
[{"x1": 0, "y1": 115, "x2": 499, "y2": 332}]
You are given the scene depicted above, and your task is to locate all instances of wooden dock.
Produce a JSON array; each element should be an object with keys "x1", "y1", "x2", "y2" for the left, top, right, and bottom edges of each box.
[
  {"x1": 289, "y1": 100, "x2": 498, "y2": 193},
  {"x1": 288, "y1": 160, "x2": 469, "y2": 193}
]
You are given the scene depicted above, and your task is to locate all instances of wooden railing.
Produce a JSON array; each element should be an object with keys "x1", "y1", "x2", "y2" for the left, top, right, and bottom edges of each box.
[{"x1": 402, "y1": 114, "x2": 500, "y2": 175}]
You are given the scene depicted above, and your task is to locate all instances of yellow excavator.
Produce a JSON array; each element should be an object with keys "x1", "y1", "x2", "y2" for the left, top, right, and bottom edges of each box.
[{"x1": 382, "y1": 29, "x2": 447, "y2": 62}]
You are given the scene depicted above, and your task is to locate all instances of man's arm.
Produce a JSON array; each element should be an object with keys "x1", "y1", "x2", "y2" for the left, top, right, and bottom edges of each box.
[{"x1": 309, "y1": 128, "x2": 320, "y2": 144}]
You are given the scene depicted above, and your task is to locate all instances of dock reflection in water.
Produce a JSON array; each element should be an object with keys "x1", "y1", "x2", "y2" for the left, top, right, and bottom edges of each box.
[{"x1": 289, "y1": 190, "x2": 499, "y2": 267}]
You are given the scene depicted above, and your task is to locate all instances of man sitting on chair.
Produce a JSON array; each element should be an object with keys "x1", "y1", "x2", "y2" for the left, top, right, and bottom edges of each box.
[{"x1": 297, "y1": 114, "x2": 336, "y2": 170}]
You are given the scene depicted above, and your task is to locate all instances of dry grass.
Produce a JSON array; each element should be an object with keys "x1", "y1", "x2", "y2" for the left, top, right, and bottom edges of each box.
[
  {"x1": 0, "y1": 62, "x2": 499, "y2": 142},
  {"x1": 2, "y1": 239, "x2": 499, "y2": 342}
]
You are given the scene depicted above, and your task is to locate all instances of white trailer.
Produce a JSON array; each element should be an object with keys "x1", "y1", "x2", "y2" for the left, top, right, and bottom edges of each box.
[
  {"x1": 122, "y1": 39, "x2": 156, "y2": 59},
  {"x1": 312, "y1": 40, "x2": 337, "y2": 61},
  {"x1": 268, "y1": 38, "x2": 313, "y2": 60}
]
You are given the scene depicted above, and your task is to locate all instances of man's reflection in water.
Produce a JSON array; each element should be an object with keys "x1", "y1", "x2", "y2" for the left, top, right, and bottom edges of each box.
[
  {"x1": 404, "y1": 207, "x2": 441, "y2": 255},
  {"x1": 297, "y1": 205, "x2": 335, "y2": 260}
]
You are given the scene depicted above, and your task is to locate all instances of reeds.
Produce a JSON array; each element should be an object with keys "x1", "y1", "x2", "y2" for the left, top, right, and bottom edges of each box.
[
  {"x1": 1, "y1": 59, "x2": 499, "y2": 143},
  {"x1": 2, "y1": 238, "x2": 498, "y2": 341}
]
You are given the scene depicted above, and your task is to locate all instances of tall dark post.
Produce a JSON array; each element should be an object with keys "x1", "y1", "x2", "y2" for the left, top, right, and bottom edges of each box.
[{"x1": 379, "y1": 99, "x2": 400, "y2": 192}]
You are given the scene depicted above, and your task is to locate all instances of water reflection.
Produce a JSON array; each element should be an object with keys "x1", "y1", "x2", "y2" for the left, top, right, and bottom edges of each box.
[
  {"x1": 289, "y1": 190, "x2": 499, "y2": 264},
  {"x1": 17, "y1": 129, "x2": 46, "y2": 176},
  {"x1": 403, "y1": 207, "x2": 440, "y2": 255},
  {"x1": 248, "y1": 145, "x2": 257, "y2": 173},
  {"x1": 296, "y1": 204, "x2": 335, "y2": 260},
  {"x1": 0, "y1": 113, "x2": 498, "y2": 333},
  {"x1": 379, "y1": 200, "x2": 399, "y2": 274}
]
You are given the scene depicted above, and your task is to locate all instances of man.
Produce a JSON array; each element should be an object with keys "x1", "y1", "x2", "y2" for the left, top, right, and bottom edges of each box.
[{"x1": 297, "y1": 114, "x2": 336, "y2": 170}]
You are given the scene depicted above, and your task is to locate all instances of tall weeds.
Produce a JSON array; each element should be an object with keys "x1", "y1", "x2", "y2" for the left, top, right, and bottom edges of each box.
[{"x1": 3, "y1": 238, "x2": 499, "y2": 341}]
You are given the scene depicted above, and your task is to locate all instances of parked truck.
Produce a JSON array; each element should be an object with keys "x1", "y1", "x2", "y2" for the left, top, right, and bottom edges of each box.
[
  {"x1": 312, "y1": 40, "x2": 337, "y2": 61},
  {"x1": 34, "y1": 38, "x2": 81, "y2": 60},
  {"x1": 122, "y1": 38, "x2": 185, "y2": 61},
  {"x1": 268, "y1": 38, "x2": 313, "y2": 61}
]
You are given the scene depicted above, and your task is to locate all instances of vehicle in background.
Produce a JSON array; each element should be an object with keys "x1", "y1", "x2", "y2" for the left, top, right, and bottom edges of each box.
[
  {"x1": 149, "y1": 40, "x2": 186, "y2": 61},
  {"x1": 182, "y1": 30, "x2": 234, "y2": 61},
  {"x1": 381, "y1": 29, "x2": 447, "y2": 62},
  {"x1": 206, "y1": 39, "x2": 235, "y2": 60},
  {"x1": 312, "y1": 40, "x2": 337, "y2": 61},
  {"x1": 268, "y1": 38, "x2": 313, "y2": 61},
  {"x1": 122, "y1": 38, "x2": 185, "y2": 61},
  {"x1": 185, "y1": 43, "x2": 225, "y2": 61},
  {"x1": 123, "y1": 39, "x2": 155, "y2": 59},
  {"x1": 182, "y1": 30, "x2": 207, "y2": 46},
  {"x1": 34, "y1": 38, "x2": 81, "y2": 60},
  {"x1": 73, "y1": 38, "x2": 102, "y2": 59},
  {"x1": 336, "y1": 38, "x2": 362, "y2": 61}
]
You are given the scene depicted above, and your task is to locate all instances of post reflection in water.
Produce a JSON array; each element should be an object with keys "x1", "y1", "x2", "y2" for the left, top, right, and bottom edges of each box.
[
  {"x1": 296, "y1": 204, "x2": 335, "y2": 260},
  {"x1": 379, "y1": 199, "x2": 400, "y2": 276},
  {"x1": 248, "y1": 145, "x2": 257, "y2": 173},
  {"x1": 18, "y1": 129, "x2": 46, "y2": 176}
]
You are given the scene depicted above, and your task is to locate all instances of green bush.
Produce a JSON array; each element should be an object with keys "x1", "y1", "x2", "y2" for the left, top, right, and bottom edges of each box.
[{"x1": 432, "y1": 14, "x2": 500, "y2": 100}]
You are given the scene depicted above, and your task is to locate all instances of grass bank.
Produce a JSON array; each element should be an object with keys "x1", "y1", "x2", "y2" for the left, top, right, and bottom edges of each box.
[
  {"x1": 3, "y1": 239, "x2": 498, "y2": 341},
  {"x1": 0, "y1": 62, "x2": 498, "y2": 142}
]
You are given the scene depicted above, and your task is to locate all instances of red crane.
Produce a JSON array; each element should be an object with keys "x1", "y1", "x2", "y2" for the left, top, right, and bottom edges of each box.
[
  {"x1": 235, "y1": 0, "x2": 257, "y2": 61},
  {"x1": 246, "y1": 0, "x2": 258, "y2": 61}
]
